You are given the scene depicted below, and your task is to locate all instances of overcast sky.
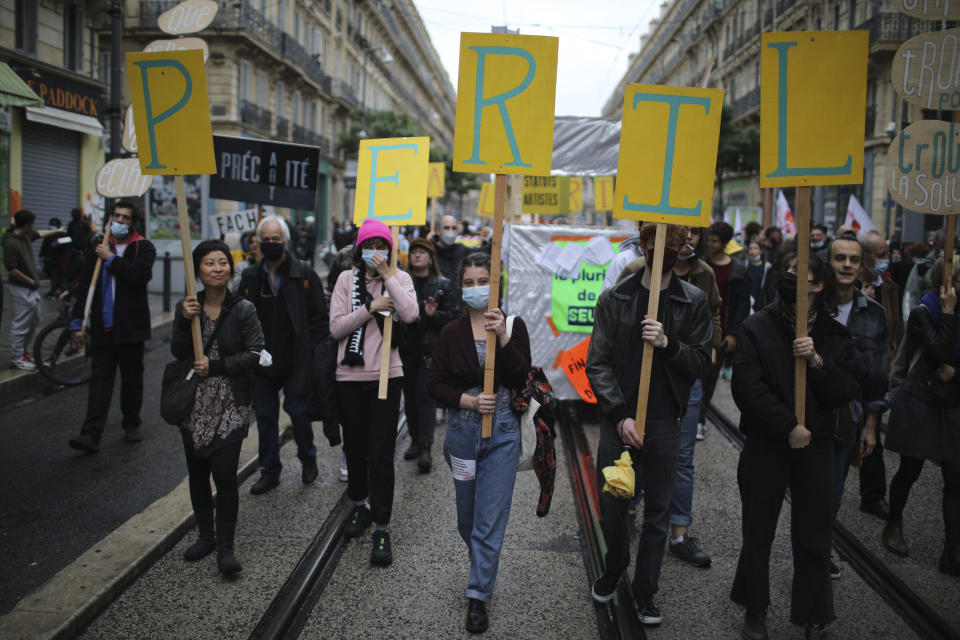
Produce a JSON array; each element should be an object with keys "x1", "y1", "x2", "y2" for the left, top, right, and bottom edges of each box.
[{"x1": 412, "y1": 0, "x2": 662, "y2": 117}]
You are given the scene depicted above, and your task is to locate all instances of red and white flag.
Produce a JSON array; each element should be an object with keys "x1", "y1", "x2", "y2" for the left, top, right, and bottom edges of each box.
[
  {"x1": 844, "y1": 194, "x2": 877, "y2": 233},
  {"x1": 777, "y1": 190, "x2": 797, "y2": 235}
]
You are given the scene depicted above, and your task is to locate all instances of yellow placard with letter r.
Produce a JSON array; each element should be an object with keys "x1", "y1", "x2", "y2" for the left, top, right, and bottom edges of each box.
[
  {"x1": 353, "y1": 137, "x2": 429, "y2": 226},
  {"x1": 614, "y1": 84, "x2": 723, "y2": 227},
  {"x1": 126, "y1": 49, "x2": 215, "y2": 175},
  {"x1": 427, "y1": 162, "x2": 446, "y2": 198},
  {"x1": 453, "y1": 33, "x2": 558, "y2": 176},
  {"x1": 760, "y1": 31, "x2": 867, "y2": 187}
]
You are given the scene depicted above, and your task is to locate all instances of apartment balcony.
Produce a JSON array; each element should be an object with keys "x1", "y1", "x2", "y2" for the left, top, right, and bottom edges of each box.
[
  {"x1": 331, "y1": 79, "x2": 359, "y2": 108},
  {"x1": 276, "y1": 116, "x2": 289, "y2": 140},
  {"x1": 855, "y1": 12, "x2": 944, "y2": 48},
  {"x1": 292, "y1": 125, "x2": 331, "y2": 155},
  {"x1": 240, "y1": 100, "x2": 272, "y2": 132},
  {"x1": 730, "y1": 85, "x2": 760, "y2": 118}
]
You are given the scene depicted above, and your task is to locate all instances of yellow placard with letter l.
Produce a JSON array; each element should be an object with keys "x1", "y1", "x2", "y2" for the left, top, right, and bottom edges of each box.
[
  {"x1": 126, "y1": 49, "x2": 216, "y2": 175},
  {"x1": 594, "y1": 177, "x2": 615, "y2": 211},
  {"x1": 353, "y1": 137, "x2": 430, "y2": 226},
  {"x1": 453, "y1": 33, "x2": 558, "y2": 176},
  {"x1": 760, "y1": 31, "x2": 867, "y2": 188},
  {"x1": 427, "y1": 162, "x2": 446, "y2": 198},
  {"x1": 614, "y1": 84, "x2": 723, "y2": 227},
  {"x1": 477, "y1": 182, "x2": 496, "y2": 217},
  {"x1": 569, "y1": 177, "x2": 583, "y2": 212}
]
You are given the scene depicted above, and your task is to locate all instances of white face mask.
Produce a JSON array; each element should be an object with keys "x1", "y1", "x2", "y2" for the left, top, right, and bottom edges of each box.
[
  {"x1": 440, "y1": 230, "x2": 458, "y2": 245},
  {"x1": 110, "y1": 221, "x2": 129, "y2": 237},
  {"x1": 461, "y1": 285, "x2": 489, "y2": 309}
]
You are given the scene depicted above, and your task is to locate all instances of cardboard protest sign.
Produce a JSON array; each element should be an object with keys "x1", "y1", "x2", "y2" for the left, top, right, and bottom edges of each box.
[
  {"x1": 891, "y1": 29, "x2": 960, "y2": 110},
  {"x1": 212, "y1": 208, "x2": 258, "y2": 236},
  {"x1": 522, "y1": 176, "x2": 570, "y2": 214},
  {"x1": 158, "y1": 0, "x2": 218, "y2": 35},
  {"x1": 891, "y1": 0, "x2": 960, "y2": 19},
  {"x1": 886, "y1": 120, "x2": 960, "y2": 214},
  {"x1": 453, "y1": 33, "x2": 558, "y2": 176},
  {"x1": 594, "y1": 177, "x2": 615, "y2": 212},
  {"x1": 353, "y1": 137, "x2": 429, "y2": 226},
  {"x1": 96, "y1": 158, "x2": 153, "y2": 198},
  {"x1": 210, "y1": 135, "x2": 320, "y2": 209},
  {"x1": 759, "y1": 31, "x2": 868, "y2": 188},
  {"x1": 559, "y1": 337, "x2": 597, "y2": 404},
  {"x1": 477, "y1": 181, "x2": 496, "y2": 217},
  {"x1": 550, "y1": 237, "x2": 609, "y2": 333},
  {"x1": 144, "y1": 37, "x2": 210, "y2": 63},
  {"x1": 126, "y1": 49, "x2": 216, "y2": 175},
  {"x1": 569, "y1": 177, "x2": 583, "y2": 212},
  {"x1": 614, "y1": 84, "x2": 723, "y2": 227},
  {"x1": 121, "y1": 106, "x2": 138, "y2": 153},
  {"x1": 427, "y1": 162, "x2": 446, "y2": 198}
]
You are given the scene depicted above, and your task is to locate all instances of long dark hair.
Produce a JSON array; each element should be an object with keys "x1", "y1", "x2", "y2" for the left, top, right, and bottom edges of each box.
[{"x1": 809, "y1": 252, "x2": 838, "y2": 317}]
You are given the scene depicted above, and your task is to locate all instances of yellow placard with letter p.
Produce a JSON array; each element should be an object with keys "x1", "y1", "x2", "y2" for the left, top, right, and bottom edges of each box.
[
  {"x1": 126, "y1": 49, "x2": 215, "y2": 175},
  {"x1": 614, "y1": 84, "x2": 723, "y2": 227},
  {"x1": 353, "y1": 137, "x2": 429, "y2": 226},
  {"x1": 453, "y1": 33, "x2": 558, "y2": 176},
  {"x1": 427, "y1": 162, "x2": 446, "y2": 198},
  {"x1": 760, "y1": 31, "x2": 867, "y2": 187}
]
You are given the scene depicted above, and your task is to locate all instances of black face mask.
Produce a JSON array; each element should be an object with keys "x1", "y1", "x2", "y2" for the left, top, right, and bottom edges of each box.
[
  {"x1": 261, "y1": 242, "x2": 283, "y2": 261},
  {"x1": 777, "y1": 271, "x2": 798, "y2": 303}
]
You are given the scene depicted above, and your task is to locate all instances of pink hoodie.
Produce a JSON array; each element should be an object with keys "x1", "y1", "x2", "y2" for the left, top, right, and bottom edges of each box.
[{"x1": 329, "y1": 268, "x2": 419, "y2": 381}]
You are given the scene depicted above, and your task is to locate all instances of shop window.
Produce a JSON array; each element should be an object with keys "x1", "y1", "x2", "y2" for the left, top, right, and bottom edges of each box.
[{"x1": 15, "y1": 0, "x2": 38, "y2": 54}]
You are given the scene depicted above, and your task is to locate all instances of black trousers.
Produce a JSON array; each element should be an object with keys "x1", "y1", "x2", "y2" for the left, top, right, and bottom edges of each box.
[
  {"x1": 889, "y1": 454, "x2": 960, "y2": 552},
  {"x1": 859, "y1": 436, "x2": 887, "y2": 503},
  {"x1": 336, "y1": 378, "x2": 402, "y2": 525},
  {"x1": 402, "y1": 354, "x2": 437, "y2": 447},
  {"x1": 596, "y1": 417, "x2": 680, "y2": 599},
  {"x1": 183, "y1": 436, "x2": 243, "y2": 532},
  {"x1": 80, "y1": 342, "x2": 145, "y2": 440},
  {"x1": 731, "y1": 435, "x2": 835, "y2": 627}
]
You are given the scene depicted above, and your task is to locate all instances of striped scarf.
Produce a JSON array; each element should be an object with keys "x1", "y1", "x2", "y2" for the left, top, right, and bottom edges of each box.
[{"x1": 342, "y1": 269, "x2": 369, "y2": 366}]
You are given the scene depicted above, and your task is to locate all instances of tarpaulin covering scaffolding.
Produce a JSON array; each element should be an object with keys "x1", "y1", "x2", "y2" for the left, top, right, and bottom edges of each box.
[{"x1": 550, "y1": 116, "x2": 621, "y2": 177}]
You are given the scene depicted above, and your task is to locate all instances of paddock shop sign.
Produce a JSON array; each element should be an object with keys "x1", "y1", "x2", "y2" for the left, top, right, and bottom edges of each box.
[{"x1": 209, "y1": 135, "x2": 320, "y2": 209}]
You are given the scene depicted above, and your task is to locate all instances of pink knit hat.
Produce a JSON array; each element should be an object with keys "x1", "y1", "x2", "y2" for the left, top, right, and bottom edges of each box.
[{"x1": 355, "y1": 218, "x2": 393, "y2": 249}]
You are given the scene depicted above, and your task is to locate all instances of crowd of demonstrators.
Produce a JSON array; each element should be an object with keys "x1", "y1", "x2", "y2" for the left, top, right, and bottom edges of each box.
[
  {"x1": 400, "y1": 238, "x2": 458, "y2": 472},
  {"x1": 762, "y1": 226, "x2": 785, "y2": 271},
  {"x1": 68, "y1": 202, "x2": 155, "y2": 452},
  {"x1": 329, "y1": 218, "x2": 418, "y2": 565},
  {"x1": 172, "y1": 240, "x2": 264, "y2": 576},
  {"x1": 432, "y1": 214, "x2": 470, "y2": 281},
  {"x1": 238, "y1": 216, "x2": 329, "y2": 495},
  {"x1": 427, "y1": 252, "x2": 533, "y2": 633},
  {"x1": 586, "y1": 223, "x2": 713, "y2": 625},
  {"x1": 4, "y1": 210, "x2": 67, "y2": 369},
  {"x1": 745, "y1": 239, "x2": 777, "y2": 313}
]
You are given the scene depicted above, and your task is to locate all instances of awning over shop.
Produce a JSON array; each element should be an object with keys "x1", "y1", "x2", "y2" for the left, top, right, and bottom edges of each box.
[
  {"x1": 25, "y1": 105, "x2": 102, "y2": 136},
  {"x1": 0, "y1": 61, "x2": 43, "y2": 108}
]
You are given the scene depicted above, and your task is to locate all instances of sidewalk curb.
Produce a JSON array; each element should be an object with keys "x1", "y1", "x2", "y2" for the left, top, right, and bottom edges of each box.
[{"x1": 0, "y1": 425, "x2": 292, "y2": 640}]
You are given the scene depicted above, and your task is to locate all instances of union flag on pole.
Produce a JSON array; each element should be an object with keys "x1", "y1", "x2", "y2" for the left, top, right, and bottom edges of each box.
[
  {"x1": 777, "y1": 190, "x2": 797, "y2": 235},
  {"x1": 844, "y1": 194, "x2": 877, "y2": 233}
]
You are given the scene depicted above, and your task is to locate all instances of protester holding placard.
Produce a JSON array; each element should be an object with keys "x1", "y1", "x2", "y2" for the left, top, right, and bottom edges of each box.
[
  {"x1": 329, "y1": 218, "x2": 418, "y2": 566},
  {"x1": 239, "y1": 216, "x2": 329, "y2": 495},
  {"x1": 432, "y1": 215, "x2": 469, "y2": 281},
  {"x1": 585, "y1": 223, "x2": 712, "y2": 625},
  {"x1": 730, "y1": 255, "x2": 858, "y2": 639},
  {"x1": 67, "y1": 203, "x2": 156, "y2": 452},
  {"x1": 400, "y1": 238, "x2": 458, "y2": 473},
  {"x1": 427, "y1": 251, "x2": 532, "y2": 634},
  {"x1": 172, "y1": 240, "x2": 264, "y2": 576}
]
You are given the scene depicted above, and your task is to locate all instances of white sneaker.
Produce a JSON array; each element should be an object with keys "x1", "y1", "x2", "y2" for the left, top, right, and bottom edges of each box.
[
  {"x1": 339, "y1": 454, "x2": 348, "y2": 482},
  {"x1": 11, "y1": 356, "x2": 37, "y2": 371},
  {"x1": 696, "y1": 423, "x2": 705, "y2": 441}
]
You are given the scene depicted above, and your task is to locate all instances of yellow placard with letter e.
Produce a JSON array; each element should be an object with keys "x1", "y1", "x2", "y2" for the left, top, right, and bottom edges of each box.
[
  {"x1": 126, "y1": 49, "x2": 215, "y2": 175},
  {"x1": 760, "y1": 31, "x2": 868, "y2": 188},
  {"x1": 453, "y1": 33, "x2": 558, "y2": 176},
  {"x1": 614, "y1": 84, "x2": 723, "y2": 226},
  {"x1": 354, "y1": 137, "x2": 429, "y2": 226},
  {"x1": 427, "y1": 162, "x2": 446, "y2": 198}
]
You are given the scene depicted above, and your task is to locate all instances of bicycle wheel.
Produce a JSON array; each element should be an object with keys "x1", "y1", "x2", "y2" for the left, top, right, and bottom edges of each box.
[{"x1": 34, "y1": 320, "x2": 91, "y2": 386}]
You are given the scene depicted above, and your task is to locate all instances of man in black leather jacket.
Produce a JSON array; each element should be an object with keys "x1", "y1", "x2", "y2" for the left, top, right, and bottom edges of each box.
[{"x1": 585, "y1": 223, "x2": 712, "y2": 625}]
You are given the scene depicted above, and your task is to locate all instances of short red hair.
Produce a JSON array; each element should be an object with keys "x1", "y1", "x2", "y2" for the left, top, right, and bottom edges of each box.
[{"x1": 639, "y1": 223, "x2": 688, "y2": 248}]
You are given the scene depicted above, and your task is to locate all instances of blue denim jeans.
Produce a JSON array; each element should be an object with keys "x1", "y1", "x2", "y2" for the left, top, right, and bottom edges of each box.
[
  {"x1": 670, "y1": 379, "x2": 702, "y2": 528},
  {"x1": 252, "y1": 374, "x2": 317, "y2": 478},
  {"x1": 443, "y1": 391, "x2": 520, "y2": 602}
]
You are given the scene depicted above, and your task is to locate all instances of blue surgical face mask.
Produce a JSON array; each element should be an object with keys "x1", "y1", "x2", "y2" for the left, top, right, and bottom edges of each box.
[
  {"x1": 361, "y1": 249, "x2": 388, "y2": 269},
  {"x1": 110, "y1": 221, "x2": 129, "y2": 237},
  {"x1": 875, "y1": 258, "x2": 889, "y2": 273},
  {"x1": 461, "y1": 285, "x2": 489, "y2": 309},
  {"x1": 811, "y1": 241, "x2": 825, "y2": 250}
]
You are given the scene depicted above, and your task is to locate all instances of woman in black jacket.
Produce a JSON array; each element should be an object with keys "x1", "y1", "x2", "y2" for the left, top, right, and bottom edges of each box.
[
  {"x1": 883, "y1": 258, "x2": 960, "y2": 576},
  {"x1": 172, "y1": 240, "x2": 264, "y2": 576},
  {"x1": 400, "y1": 238, "x2": 458, "y2": 472},
  {"x1": 428, "y1": 252, "x2": 532, "y2": 634},
  {"x1": 730, "y1": 254, "x2": 858, "y2": 639}
]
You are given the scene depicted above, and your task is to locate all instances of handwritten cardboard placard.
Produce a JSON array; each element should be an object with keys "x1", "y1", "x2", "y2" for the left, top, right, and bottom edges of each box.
[
  {"x1": 560, "y1": 337, "x2": 597, "y2": 403},
  {"x1": 96, "y1": 158, "x2": 154, "y2": 198},
  {"x1": 212, "y1": 208, "x2": 259, "y2": 236},
  {"x1": 886, "y1": 120, "x2": 960, "y2": 214},
  {"x1": 614, "y1": 84, "x2": 723, "y2": 226},
  {"x1": 522, "y1": 175, "x2": 570, "y2": 214},
  {"x1": 121, "y1": 105, "x2": 138, "y2": 153},
  {"x1": 144, "y1": 37, "x2": 210, "y2": 62},
  {"x1": 427, "y1": 161, "x2": 446, "y2": 198},
  {"x1": 891, "y1": 29, "x2": 960, "y2": 110},
  {"x1": 594, "y1": 176, "x2": 615, "y2": 212},
  {"x1": 453, "y1": 33, "x2": 558, "y2": 176},
  {"x1": 760, "y1": 31, "x2": 868, "y2": 187},
  {"x1": 891, "y1": 0, "x2": 960, "y2": 19},
  {"x1": 158, "y1": 0, "x2": 218, "y2": 35},
  {"x1": 126, "y1": 49, "x2": 216, "y2": 175},
  {"x1": 353, "y1": 137, "x2": 429, "y2": 225}
]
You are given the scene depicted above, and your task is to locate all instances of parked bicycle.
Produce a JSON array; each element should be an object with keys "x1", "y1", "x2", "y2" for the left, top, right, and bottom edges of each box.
[{"x1": 33, "y1": 293, "x2": 91, "y2": 386}]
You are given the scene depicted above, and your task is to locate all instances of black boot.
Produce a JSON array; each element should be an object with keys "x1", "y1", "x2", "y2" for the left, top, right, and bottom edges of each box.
[
  {"x1": 216, "y1": 520, "x2": 242, "y2": 576},
  {"x1": 418, "y1": 445, "x2": 432, "y2": 473},
  {"x1": 742, "y1": 609, "x2": 768, "y2": 640},
  {"x1": 404, "y1": 440, "x2": 421, "y2": 460},
  {"x1": 184, "y1": 508, "x2": 216, "y2": 561}
]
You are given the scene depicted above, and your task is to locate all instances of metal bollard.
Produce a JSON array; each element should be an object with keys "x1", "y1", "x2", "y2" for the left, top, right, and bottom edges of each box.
[{"x1": 163, "y1": 252, "x2": 171, "y2": 312}]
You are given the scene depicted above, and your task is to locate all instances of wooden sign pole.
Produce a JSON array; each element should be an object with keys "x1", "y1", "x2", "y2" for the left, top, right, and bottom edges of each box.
[
  {"x1": 377, "y1": 226, "x2": 400, "y2": 399},
  {"x1": 794, "y1": 187, "x2": 811, "y2": 426},
  {"x1": 429, "y1": 198, "x2": 437, "y2": 237},
  {"x1": 481, "y1": 174, "x2": 507, "y2": 438},
  {"x1": 175, "y1": 175, "x2": 203, "y2": 361},
  {"x1": 80, "y1": 224, "x2": 112, "y2": 334},
  {"x1": 632, "y1": 223, "x2": 667, "y2": 444}
]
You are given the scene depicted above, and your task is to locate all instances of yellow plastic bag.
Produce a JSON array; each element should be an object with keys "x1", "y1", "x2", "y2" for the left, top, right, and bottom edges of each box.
[{"x1": 601, "y1": 450, "x2": 635, "y2": 499}]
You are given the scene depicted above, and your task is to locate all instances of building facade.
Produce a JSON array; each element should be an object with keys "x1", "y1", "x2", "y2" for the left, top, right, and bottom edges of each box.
[{"x1": 602, "y1": 0, "x2": 945, "y2": 241}]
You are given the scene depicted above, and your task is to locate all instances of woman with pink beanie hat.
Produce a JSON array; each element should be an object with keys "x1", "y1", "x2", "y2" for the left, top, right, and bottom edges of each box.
[{"x1": 329, "y1": 217, "x2": 418, "y2": 565}]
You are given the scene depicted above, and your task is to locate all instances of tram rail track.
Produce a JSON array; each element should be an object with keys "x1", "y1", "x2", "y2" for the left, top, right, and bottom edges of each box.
[{"x1": 706, "y1": 403, "x2": 960, "y2": 640}]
